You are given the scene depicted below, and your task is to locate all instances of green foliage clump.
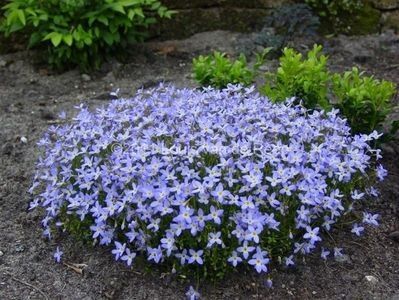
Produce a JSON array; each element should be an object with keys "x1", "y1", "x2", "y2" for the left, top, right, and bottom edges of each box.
[
  {"x1": 192, "y1": 51, "x2": 254, "y2": 89},
  {"x1": 305, "y1": 0, "x2": 363, "y2": 33},
  {"x1": 0, "y1": 0, "x2": 175, "y2": 70},
  {"x1": 305, "y1": 0, "x2": 362, "y2": 17},
  {"x1": 261, "y1": 45, "x2": 330, "y2": 110},
  {"x1": 332, "y1": 68, "x2": 397, "y2": 134}
]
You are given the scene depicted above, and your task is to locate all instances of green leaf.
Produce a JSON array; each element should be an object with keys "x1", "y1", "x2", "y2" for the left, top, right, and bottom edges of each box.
[
  {"x1": 16, "y1": 9, "x2": 26, "y2": 26},
  {"x1": 110, "y1": 3, "x2": 125, "y2": 14},
  {"x1": 63, "y1": 34, "x2": 73, "y2": 46},
  {"x1": 43, "y1": 32, "x2": 63, "y2": 47},
  {"x1": 97, "y1": 15, "x2": 109, "y2": 26},
  {"x1": 28, "y1": 32, "x2": 42, "y2": 48},
  {"x1": 103, "y1": 31, "x2": 114, "y2": 45}
]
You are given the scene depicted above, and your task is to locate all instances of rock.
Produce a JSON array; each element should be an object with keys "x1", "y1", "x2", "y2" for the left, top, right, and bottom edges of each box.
[
  {"x1": 0, "y1": 60, "x2": 6, "y2": 68},
  {"x1": 20, "y1": 136, "x2": 28, "y2": 144},
  {"x1": 81, "y1": 73, "x2": 91, "y2": 81},
  {"x1": 370, "y1": 0, "x2": 399, "y2": 10},
  {"x1": 162, "y1": 0, "x2": 290, "y2": 9},
  {"x1": 40, "y1": 109, "x2": 56, "y2": 120},
  {"x1": 382, "y1": 11, "x2": 399, "y2": 31},
  {"x1": 8, "y1": 60, "x2": 24, "y2": 73},
  {"x1": 0, "y1": 250, "x2": 3, "y2": 257},
  {"x1": 347, "y1": 4, "x2": 381, "y2": 35},
  {"x1": 15, "y1": 244, "x2": 25, "y2": 252},
  {"x1": 154, "y1": 7, "x2": 270, "y2": 40},
  {"x1": 334, "y1": 254, "x2": 351, "y2": 263},
  {"x1": 364, "y1": 275, "x2": 378, "y2": 284},
  {"x1": 388, "y1": 231, "x2": 399, "y2": 242},
  {"x1": 1, "y1": 142, "x2": 13, "y2": 155},
  {"x1": 342, "y1": 273, "x2": 358, "y2": 282}
]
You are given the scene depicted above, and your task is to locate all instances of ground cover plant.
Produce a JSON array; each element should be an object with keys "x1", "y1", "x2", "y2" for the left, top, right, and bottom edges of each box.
[
  {"x1": 29, "y1": 84, "x2": 386, "y2": 286},
  {"x1": 0, "y1": 0, "x2": 174, "y2": 70}
]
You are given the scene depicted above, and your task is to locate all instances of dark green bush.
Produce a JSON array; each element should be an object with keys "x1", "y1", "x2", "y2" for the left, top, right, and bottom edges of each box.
[
  {"x1": 304, "y1": 0, "x2": 363, "y2": 33},
  {"x1": 0, "y1": 0, "x2": 175, "y2": 70}
]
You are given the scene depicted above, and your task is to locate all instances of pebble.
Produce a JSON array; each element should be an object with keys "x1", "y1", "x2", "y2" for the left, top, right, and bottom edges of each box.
[
  {"x1": 334, "y1": 254, "x2": 351, "y2": 263},
  {"x1": 15, "y1": 244, "x2": 25, "y2": 252},
  {"x1": 342, "y1": 273, "x2": 358, "y2": 282},
  {"x1": 0, "y1": 59, "x2": 6, "y2": 68},
  {"x1": 40, "y1": 109, "x2": 56, "y2": 120},
  {"x1": 388, "y1": 231, "x2": 399, "y2": 242},
  {"x1": 20, "y1": 136, "x2": 28, "y2": 144},
  {"x1": 1, "y1": 142, "x2": 13, "y2": 155},
  {"x1": 81, "y1": 73, "x2": 91, "y2": 81},
  {"x1": 0, "y1": 250, "x2": 3, "y2": 256},
  {"x1": 364, "y1": 275, "x2": 378, "y2": 284}
]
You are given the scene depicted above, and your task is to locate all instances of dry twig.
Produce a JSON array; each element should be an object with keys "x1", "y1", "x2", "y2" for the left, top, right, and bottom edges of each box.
[{"x1": 5, "y1": 272, "x2": 49, "y2": 300}]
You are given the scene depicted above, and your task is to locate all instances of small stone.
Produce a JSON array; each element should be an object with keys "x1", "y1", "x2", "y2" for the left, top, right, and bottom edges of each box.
[
  {"x1": 0, "y1": 250, "x2": 4, "y2": 256},
  {"x1": 334, "y1": 254, "x2": 351, "y2": 263},
  {"x1": 81, "y1": 74, "x2": 91, "y2": 81},
  {"x1": 1, "y1": 142, "x2": 13, "y2": 155},
  {"x1": 312, "y1": 291, "x2": 317, "y2": 295},
  {"x1": 342, "y1": 273, "x2": 358, "y2": 282},
  {"x1": 0, "y1": 60, "x2": 6, "y2": 68},
  {"x1": 20, "y1": 136, "x2": 28, "y2": 144},
  {"x1": 365, "y1": 275, "x2": 378, "y2": 284},
  {"x1": 15, "y1": 244, "x2": 25, "y2": 252},
  {"x1": 388, "y1": 231, "x2": 399, "y2": 242},
  {"x1": 354, "y1": 55, "x2": 372, "y2": 63},
  {"x1": 40, "y1": 109, "x2": 56, "y2": 120}
]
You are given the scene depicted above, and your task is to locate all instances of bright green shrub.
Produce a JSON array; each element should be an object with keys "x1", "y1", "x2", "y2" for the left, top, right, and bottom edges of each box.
[
  {"x1": 261, "y1": 45, "x2": 330, "y2": 110},
  {"x1": 192, "y1": 51, "x2": 254, "y2": 89},
  {"x1": 0, "y1": 0, "x2": 174, "y2": 70},
  {"x1": 332, "y1": 67, "x2": 397, "y2": 134}
]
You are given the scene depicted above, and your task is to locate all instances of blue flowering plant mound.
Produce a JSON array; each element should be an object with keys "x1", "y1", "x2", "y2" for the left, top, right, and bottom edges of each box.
[{"x1": 30, "y1": 84, "x2": 386, "y2": 280}]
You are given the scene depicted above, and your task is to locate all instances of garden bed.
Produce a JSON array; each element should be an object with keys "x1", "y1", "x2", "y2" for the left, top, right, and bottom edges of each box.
[{"x1": 0, "y1": 30, "x2": 398, "y2": 299}]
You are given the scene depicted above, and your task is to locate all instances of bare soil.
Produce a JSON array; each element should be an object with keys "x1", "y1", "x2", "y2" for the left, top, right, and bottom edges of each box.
[{"x1": 0, "y1": 30, "x2": 398, "y2": 299}]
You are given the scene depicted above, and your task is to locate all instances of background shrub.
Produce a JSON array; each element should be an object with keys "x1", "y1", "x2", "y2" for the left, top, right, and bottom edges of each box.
[
  {"x1": 0, "y1": 0, "x2": 174, "y2": 70},
  {"x1": 30, "y1": 85, "x2": 384, "y2": 281},
  {"x1": 304, "y1": 0, "x2": 363, "y2": 33}
]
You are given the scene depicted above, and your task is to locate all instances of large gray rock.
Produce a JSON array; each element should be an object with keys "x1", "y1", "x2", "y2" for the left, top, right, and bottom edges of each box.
[
  {"x1": 162, "y1": 0, "x2": 292, "y2": 9},
  {"x1": 371, "y1": 0, "x2": 399, "y2": 10}
]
